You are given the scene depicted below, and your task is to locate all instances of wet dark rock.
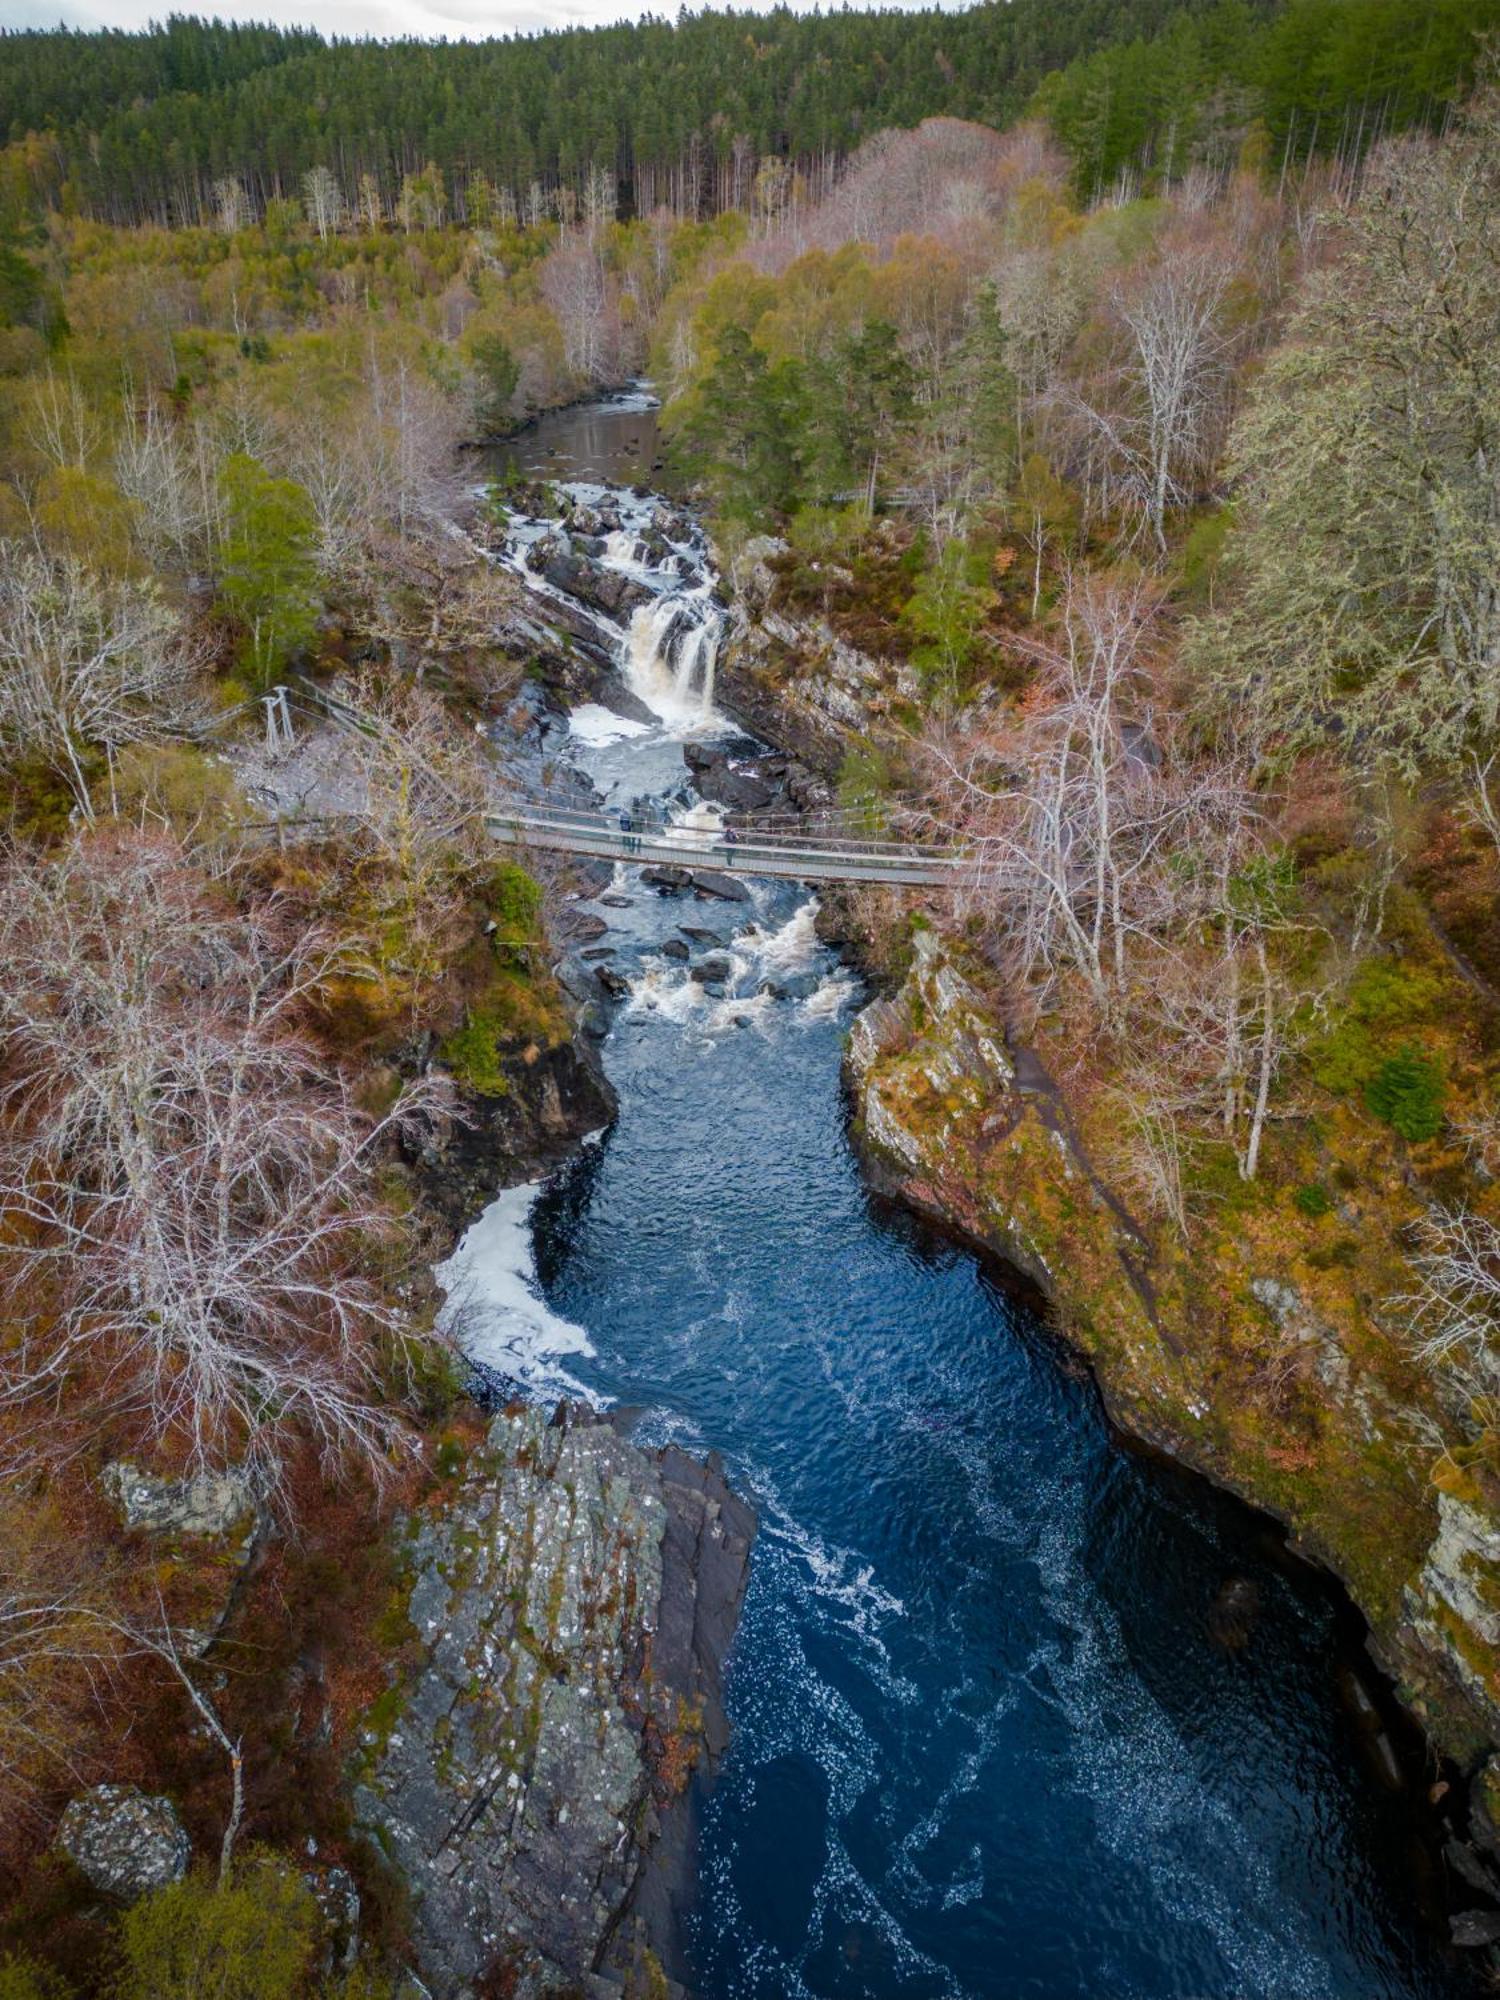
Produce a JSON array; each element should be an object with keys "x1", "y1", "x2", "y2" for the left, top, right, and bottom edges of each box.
[
  {"x1": 691, "y1": 954, "x2": 733, "y2": 985},
  {"x1": 679, "y1": 925, "x2": 724, "y2": 948},
  {"x1": 596, "y1": 964, "x2": 632, "y2": 999},
  {"x1": 1446, "y1": 1840, "x2": 1500, "y2": 1900},
  {"x1": 661, "y1": 937, "x2": 690, "y2": 961},
  {"x1": 600, "y1": 892, "x2": 634, "y2": 909},
  {"x1": 409, "y1": 1038, "x2": 615, "y2": 1232},
  {"x1": 691, "y1": 869, "x2": 751, "y2": 903},
  {"x1": 543, "y1": 551, "x2": 653, "y2": 621},
  {"x1": 642, "y1": 864, "x2": 694, "y2": 892},
  {"x1": 353, "y1": 1406, "x2": 754, "y2": 1999},
  {"x1": 699, "y1": 763, "x2": 777, "y2": 812},
  {"x1": 593, "y1": 675, "x2": 660, "y2": 728},
  {"x1": 58, "y1": 1786, "x2": 191, "y2": 1903},
  {"x1": 580, "y1": 946, "x2": 616, "y2": 962},
  {"x1": 760, "y1": 970, "x2": 821, "y2": 1002},
  {"x1": 557, "y1": 907, "x2": 608, "y2": 943},
  {"x1": 1207, "y1": 1576, "x2": 1261, "y2": 1652},
  {"x1": 1452, "y1": 1911, "x2": 1500, "y2": 1948}
]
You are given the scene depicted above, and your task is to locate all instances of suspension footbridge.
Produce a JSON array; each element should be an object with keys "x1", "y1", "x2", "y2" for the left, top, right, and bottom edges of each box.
[
  {"x1": 238, "y1": 682, "x2": 963, "y2": 889},
  {"x1": 486, "y1": 800, "x2": 964, "y2": 888}
]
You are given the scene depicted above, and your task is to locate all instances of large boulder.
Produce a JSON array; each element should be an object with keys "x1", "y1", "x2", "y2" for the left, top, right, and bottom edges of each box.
[
  {"x1": 353, "y1": 1406, "x2": 753, "y2": 1999},
  {"x1": 58, "y1": 1786, "x2": 191, "y2": 1903},
  {"x1": 101, "y1": 1460, "x2": 257, "y2": 1539}
]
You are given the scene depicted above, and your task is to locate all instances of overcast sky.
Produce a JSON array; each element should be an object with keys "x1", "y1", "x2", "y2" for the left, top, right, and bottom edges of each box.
[{"x1": 1, "y1": 0, "x2": 919, "y2": 38}]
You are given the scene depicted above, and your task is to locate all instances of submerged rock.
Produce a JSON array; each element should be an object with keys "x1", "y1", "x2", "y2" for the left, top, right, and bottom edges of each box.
[
  {"x1": 58, "y1": 1785, "x2": 191, "y2": 1903},
  {"x1": 354, "y1": 1405, "x2": 754, "y2": 1999}
]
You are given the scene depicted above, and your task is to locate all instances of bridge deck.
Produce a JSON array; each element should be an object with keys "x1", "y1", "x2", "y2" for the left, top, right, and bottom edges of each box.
[{"x1": 486, "y1": 812, "x2": 963, "y2": 887}]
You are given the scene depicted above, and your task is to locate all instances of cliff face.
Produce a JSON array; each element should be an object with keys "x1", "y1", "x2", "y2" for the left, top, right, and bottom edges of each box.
[
  {"x1": 715, "y1": 539, "x2": 918, "y2": 768},
  {"x1": 846, "y1": 929, "x2": 1500, "y2": 1773},
  {"x1": 354, "y1": 1404, "x2": 754, "y2": 2000}
]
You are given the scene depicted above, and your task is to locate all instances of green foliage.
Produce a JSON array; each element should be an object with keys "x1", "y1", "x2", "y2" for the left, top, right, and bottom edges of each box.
[
  {"x1": 1293, "y1": 1181, "x2": 1332, "y2": 1218},
  {"x1": 111, "y1": 1856, "x2": 321, "y2": 2000},
  {"x1": 1364, "y1": 1049, "x2": 1445, "y2": 1142},
  {"x1": 0, "y1": 1957, "x2": 71, "y2": 2000},
  {"x1": 101, "y1": 742, "x2": 241, "y2": 832},
  {"x1": 2, "y1": 2, "x2": 1240, "y2": 228},
  {"x1": 1033, "y1": 0, "x2": 1499, "y2": 200},
  {"x1": 1196, "y1": 87, "x2": 1500, "y2": 778},
  {"x1": 837, "y1": 740, "x2": 895, "y2": 838},
  {"x1": 468, "y1": 331, "x2": 520, "y2": 433},
  {"x1": 1308, "y1": 956, "x2": 1448, "y2": 1096},
  {"x1": 1179, "y1": 505, "x2": 1232, "y2": 602},
  {"x1": 801, "y1": 318, "x2": 916, "y2": 507},
  {"x1": 216, "y1": 453, "x2": 319, "y2": 688},
  {"x1": 670, "y1": 324, "x2": 802, "y2": 520},
  {"x1": 488, "y1": 860, "x2": 544, "y2": 970},
  {"x1": 900, "y1": 537, "x2": 998, "y2": 704},
  {"x1": 440, "y1": 1008, "x2": 514, "y2": 1096}
]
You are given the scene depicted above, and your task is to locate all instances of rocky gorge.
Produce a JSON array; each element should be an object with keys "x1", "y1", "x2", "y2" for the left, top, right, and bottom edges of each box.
[{"x1": 377, "y1": 391, "x2": 1482, "y2": 1999}]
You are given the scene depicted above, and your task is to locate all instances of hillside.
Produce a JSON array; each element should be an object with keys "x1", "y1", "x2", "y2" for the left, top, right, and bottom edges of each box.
[{"x1": 0, "y1": 0, "x2": 1492, "y2": 225}]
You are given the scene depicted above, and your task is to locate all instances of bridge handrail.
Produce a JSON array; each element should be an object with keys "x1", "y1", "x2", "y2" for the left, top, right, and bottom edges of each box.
[
  {"x1": 484, "y1": 809, "x2": 966, "y2": 875},
  {"x1": 499, "y1": 797, "x2": 960, "y2": 862}
]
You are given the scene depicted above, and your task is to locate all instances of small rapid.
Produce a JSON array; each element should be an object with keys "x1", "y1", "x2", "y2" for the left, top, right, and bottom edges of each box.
[
  {"x1": 490, "y1": 435, "x2": 726, "y2": 730},
  {"x1": 450, "y1": 395, "x2": 1470, "y2": 2000}
]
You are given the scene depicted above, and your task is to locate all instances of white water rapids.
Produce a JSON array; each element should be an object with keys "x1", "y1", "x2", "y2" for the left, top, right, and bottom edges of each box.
[{"x1": 494, "y1": 475, "x2": 727, "y2": 732}]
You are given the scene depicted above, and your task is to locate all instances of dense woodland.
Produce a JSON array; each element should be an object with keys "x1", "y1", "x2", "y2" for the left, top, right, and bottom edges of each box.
[
  {"x1": 1, "y1": 0, "x2": 1495, "y2": 225},
  {"x1": 1, "y1": 0, "x2": 1500, "y2": 1989}
]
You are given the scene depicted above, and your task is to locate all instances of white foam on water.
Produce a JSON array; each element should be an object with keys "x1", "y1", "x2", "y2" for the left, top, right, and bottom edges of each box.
[
  {"x1": 800, "y1": 972, "x2": 857, "y2": 1020},
  {"x1": 567, "y1": 702, "x2": 653, "y2": 747},
  {"x1": 751, "y1": 898, "x2": 821, "y2": 973},
  {"x1": 434, "y1": 1179, "x2": 600, "y2": 1402}
]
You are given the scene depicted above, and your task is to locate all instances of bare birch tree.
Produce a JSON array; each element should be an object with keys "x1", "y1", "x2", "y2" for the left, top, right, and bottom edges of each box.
[
  {"x1": 1062, "y1": 244, "x2": 1237, "y2": 554},
  {"x1": 301, "y1": 165, "x2": 343, "y2": 243},
  {"x1": 921, "y1": 571, "x2": 1218, "y2": 1018},
  {"x1": 541, "y1": 235, "x2": 612, "y2": 384},
  {"x1": 0, "y1": 830, "x2": 443, "y2": 1487},
  {"x1": 0, "y1": 551, "x2": 200, "y2": 817}
]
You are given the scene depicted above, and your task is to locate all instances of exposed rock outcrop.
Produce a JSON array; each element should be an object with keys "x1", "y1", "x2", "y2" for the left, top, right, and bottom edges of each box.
[
  {"x1": 409, "y1": 1036, "x2": 616, "y2": 1234},
  {"x1": 58, "y1": 1786, "x2": 191, "y2": 1903},
  {"x1": 715, "y1": 544, "x2": 919, "y2": 769},
  {"x1": 353, "y1": 1404, "x2": 754, "y2": 2000},
  {"x1": 101, "y1": 1460, "x2": 259, "y2": 1539}
]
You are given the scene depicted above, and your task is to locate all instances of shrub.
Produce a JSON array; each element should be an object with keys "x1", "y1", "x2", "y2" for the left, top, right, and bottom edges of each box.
[
  {"x1": 111, "y1": 1856, "x2": 321, "y2": 2000},
  {"x1": 439, "y1": 1008, "x2": 512, "y2": 1096},
  {"x1": 1293, "y1": 1182, "x2": 1332, "y2": 1218},
  {"x1": 1364, "y1": 1048, "x2": 1445, "y2": 1142},
  {"x1": 101, "y1": 744, "x2": 241, "y2": 834},
  {"x1": 488, "y1": 862, "x2": 543, "y2": 970},
  {"x1": 0, "y1": 1957, "x2": 71, "y2": 1999}
]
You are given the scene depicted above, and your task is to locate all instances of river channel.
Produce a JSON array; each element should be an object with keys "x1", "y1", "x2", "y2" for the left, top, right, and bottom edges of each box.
[{"x1": 437, "y1": 392, "x2": 1469, "y2": 2000}]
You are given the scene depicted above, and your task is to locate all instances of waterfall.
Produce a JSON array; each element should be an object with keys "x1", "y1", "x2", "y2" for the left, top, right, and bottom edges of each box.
[
  {"x1": 623, "y1": 591, "x2": 723, "y2": 727},
  {"x1": 488, "y1": 441, "x2": 725, "y2": 733}
]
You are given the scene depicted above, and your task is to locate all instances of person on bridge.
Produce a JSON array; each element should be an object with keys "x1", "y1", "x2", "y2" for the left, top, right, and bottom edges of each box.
[{"x1": 619, "y1": 809, "x2": 640, "y2": 855}]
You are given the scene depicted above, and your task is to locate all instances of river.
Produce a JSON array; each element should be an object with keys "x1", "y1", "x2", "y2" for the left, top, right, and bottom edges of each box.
[{"x1": 440, "y1": 392, "x2": 1470, "y2": 2000}]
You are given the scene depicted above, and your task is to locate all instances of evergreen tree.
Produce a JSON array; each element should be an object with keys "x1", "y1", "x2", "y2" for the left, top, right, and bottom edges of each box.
[{"x1": 216, "y1": 455, "x2": 319, "y2": 687}]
